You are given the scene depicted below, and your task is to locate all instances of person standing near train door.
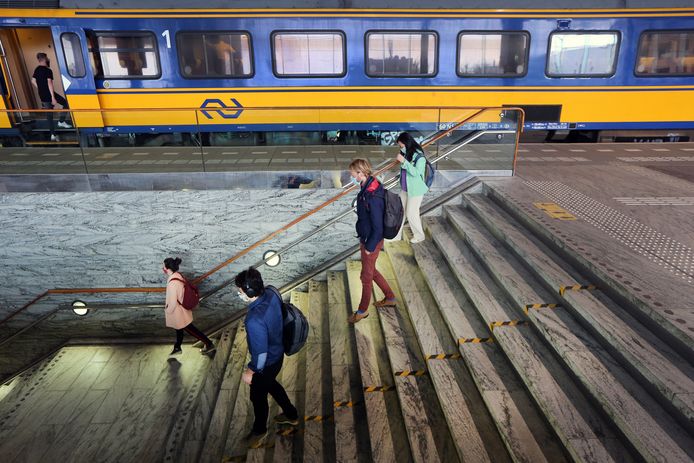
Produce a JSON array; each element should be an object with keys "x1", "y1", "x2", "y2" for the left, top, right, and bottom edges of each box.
[
  {"x1": 31, "y1": 52, "x2": 72, "y2": 142},
  {"x1": 394, "y1": 132, "x2": 428, "y2": 243}
]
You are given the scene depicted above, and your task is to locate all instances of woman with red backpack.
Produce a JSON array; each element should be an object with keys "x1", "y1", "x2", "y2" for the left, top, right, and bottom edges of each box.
[
  {"x1": 395, "y1": 132, "x2": 429, "y2": 243},
  {"x1": 163, "y1": 257, "x2": 216, "y2": 356}
]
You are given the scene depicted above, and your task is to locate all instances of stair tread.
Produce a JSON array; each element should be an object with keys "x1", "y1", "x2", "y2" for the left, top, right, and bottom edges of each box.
[
  {"x1": 303, "y1": 281, "x2": 335, "y2": 463},
  {"x1": 326, "y1": 271, "x2": 361, "y2": 463},
  {"x1": 448, "y1": 204, "x2": 694, "y2": 462},
  {"x1": 463, "y1": 191, "x2": 694, "y2": 423},
  {"x1": 345, "y1": 261, "x2": 412, "y2": 463},
  {"x1": 428, "y1": 215, "x2": 633, "y2": 463},
  {"x1": 386, "y1": 241, "x2": 516, "y2": 463}
]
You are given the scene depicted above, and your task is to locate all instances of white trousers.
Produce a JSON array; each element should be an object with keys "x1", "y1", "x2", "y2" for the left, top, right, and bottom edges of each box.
[{"x1": 395, "y1": 191, "x2": 425, "y2": 241}]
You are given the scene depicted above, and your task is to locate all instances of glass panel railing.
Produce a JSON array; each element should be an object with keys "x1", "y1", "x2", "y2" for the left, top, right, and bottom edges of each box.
[{"x1": 0, "y1": 106, "x2": 520, "y2": 178}]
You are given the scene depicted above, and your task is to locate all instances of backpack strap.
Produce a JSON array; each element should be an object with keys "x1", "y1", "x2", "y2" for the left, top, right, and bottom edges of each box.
[
  {"x1": 169, "y1": 277, "x2": 187, "y2": 307},
  {"x1": 412, "y1": 151, "x2": 427, "y2": 181}
]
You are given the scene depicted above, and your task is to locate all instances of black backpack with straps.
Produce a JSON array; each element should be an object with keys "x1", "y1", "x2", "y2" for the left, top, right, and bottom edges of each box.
[{"x1": 267, "y1": 286, "x2": 309, "y2": 356}]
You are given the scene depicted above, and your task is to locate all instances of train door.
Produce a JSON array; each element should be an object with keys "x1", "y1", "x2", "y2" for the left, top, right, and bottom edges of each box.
[
  {"x1": 0, "y1": 26, "x2": 104, "y2": 131},
  {"x1": 50, "y1": 26, "x2": 104, "y2": 129}
]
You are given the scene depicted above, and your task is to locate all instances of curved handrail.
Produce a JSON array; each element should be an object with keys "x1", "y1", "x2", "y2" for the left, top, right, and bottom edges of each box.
[{"x1": 0, "y1": 106, "x2": 523, "y2": 327}]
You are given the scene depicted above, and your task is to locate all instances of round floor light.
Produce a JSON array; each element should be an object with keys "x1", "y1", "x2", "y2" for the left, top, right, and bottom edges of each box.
[
  {"x1": 72, "y1": 300, "x2": 89, "y2": 316},
  {"x1": 263, "y1": 250, "x2": 281, "y2": 267}
]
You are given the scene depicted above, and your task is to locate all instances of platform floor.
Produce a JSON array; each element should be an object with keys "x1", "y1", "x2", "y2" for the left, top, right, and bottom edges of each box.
[{"x1": 0, "y1": 143, "x2": 514, "y2": 175}]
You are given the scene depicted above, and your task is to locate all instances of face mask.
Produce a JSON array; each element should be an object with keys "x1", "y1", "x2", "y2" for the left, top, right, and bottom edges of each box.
[
  {"x1": 400, "y1": 147, "x2": 406, "y2": 154},
  {"x1": 237, "y1": 290, "x2": 251, "y2": 303},
  {"x1": 350, "y1": 176, "x2": 360, "y2": 186}
]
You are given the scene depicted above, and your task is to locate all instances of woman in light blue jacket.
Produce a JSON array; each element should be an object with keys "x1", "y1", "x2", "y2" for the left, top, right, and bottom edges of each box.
[{"x1": 395, "y1": 132, "x2": 429, "y2": 243}]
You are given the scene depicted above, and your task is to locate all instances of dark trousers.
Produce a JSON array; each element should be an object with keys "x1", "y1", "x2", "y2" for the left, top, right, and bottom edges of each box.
[
  {"x1": 41, "y1": 93, "x2": 69, "y2": 135},
  {"x1": 175, "y1": 323, "x2": 213, "y2": 349},
  {"x1": 358, "y1": 240, "x2": 395, "y2": 312},
  {"x1": 250, "y1": 357, "x2": 298, "y2": 433}
]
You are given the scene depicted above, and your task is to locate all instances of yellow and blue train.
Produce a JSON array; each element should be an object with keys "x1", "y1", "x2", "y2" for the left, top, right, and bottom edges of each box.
[{"x1": 0, "y1": 7, "x2": 693, "y2": 143}]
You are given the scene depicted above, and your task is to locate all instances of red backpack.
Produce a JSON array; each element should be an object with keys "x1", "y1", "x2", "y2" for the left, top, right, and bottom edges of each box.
[{"x1": 170, "y1": 276, "x2": 200, "y2": 311}]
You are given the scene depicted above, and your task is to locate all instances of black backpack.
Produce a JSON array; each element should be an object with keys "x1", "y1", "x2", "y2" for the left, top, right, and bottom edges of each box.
[
  {"x1": 383, "y1": 189, "x2": 404, "y2": 240},
  {"x1": 267, "y1": 286, "x2": 309, "y2": 356}
]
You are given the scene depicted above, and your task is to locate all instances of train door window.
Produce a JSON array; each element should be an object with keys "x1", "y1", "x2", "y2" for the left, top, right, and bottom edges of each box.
[
  {"x1": 635, "y1": 31, "x2": 694, "y2": 76},
  {"x1": 87, "y1": 31, "x2": 160, "y2": 79},
  {"x1": 177, "y1": 32, "x2": 253, "y2": 78},
  {"x1": 546, "y1": 32, "x2": 619, "y2": 77},
  {"x1": 366, "y1": 31, "x2": 437, "y2": 77},
  {"x1": 457, "y1": 31, "x2": 529, "y2": 77},
  {"x1": 272, "y1": 32, "x2": 345, "y2": 77},
  {"x1": 61, "y1": 33, "x2": 86, "y2": 78}
]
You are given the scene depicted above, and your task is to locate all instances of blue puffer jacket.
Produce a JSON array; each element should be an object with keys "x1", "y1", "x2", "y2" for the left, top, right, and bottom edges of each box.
[{"x1": 355, "y1": 176, "x2": 385, "y2": 253}]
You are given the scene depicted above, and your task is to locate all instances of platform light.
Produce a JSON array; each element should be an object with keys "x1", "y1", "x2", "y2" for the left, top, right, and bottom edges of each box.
[
  {"x1": 72, "y1": 300, "x2": 89, "y2": 316},
  {"x1": 263, "y1": 250, "x2": 281, "y2": 267}
]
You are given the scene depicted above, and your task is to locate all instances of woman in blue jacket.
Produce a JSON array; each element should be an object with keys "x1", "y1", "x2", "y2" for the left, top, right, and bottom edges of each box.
[
  {"x1": 348, "y1": 158, "x2": 397, "y2": 324},
  {"x1": 395, "y1": 132, "x2": 429, "y2": 243}
]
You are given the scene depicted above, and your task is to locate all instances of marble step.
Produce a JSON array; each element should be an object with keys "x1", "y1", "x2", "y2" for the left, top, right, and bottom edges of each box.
[
  {"x1": 169, "y1": 324, "x2": 238, "y2": 463},
  {"x1": 462, "y1": 191, "x2": 694, "y2": 432},
  {"x1": 326, "y1": 271, "x2": 370, "y2": 463},
  {"x1": 370, "y1": 256, "x2": 460, "y2": 463},
  {"x1": 345, "y1": 261, "x2": 413, "y2": 463},
  {"x1": 482, "y1": 180, "x2": 694, "y2": 361},
  {"x1": 427, "y1": 215, "x2": 634, "y2": 463},
  {"x1": 411, "y1": 233, "x2": 570, "y2": 463},
  {"x1": 271, "y1": 290, "x2": 309, "y2": 462},
  {"x1": 303, "y1": 280, "x2": 337, "y2": 462},
  {"x1": 386, "y1": 240, "x2": 518, "y2": 463},
  {"x1": 447, "y1": 204, "x2": 694, "y2": 463},
  {"x1": 199, "y1": 324, "x2": 249, "y2": 463}
]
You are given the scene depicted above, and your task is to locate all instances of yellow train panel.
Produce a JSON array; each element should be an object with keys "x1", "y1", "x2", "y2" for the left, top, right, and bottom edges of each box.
[
  {"x1": 93, "y1": 88, "x2": 694, "y2": 126},
  {"x1": 66, "y1": 94, "x2": 104, "y2": 128}
]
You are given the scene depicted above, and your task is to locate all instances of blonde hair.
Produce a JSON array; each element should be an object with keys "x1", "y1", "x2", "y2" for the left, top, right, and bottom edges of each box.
[{"x1": 348, "y1": 158, "x2": 372, "y2": 176}]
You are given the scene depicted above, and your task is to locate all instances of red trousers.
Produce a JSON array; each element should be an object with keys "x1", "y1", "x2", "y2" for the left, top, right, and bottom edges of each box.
[{"x1": 358, "y1": 240, "x2": 395, "y2": 312}]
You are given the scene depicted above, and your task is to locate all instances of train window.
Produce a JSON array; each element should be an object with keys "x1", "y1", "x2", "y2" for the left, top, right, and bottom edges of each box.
[
  {"x1": 87, "y1": 32, "x2": 160, "y2": 79},
  {"x1": 457, "y1": 32, "x2": 529, "y2": 77},
  {"x1": 61, "y1": 33, "x2": 86, "y2": 78},
  {"x1": 272, "y1": 32, "x2": 345, "y2": 77},
  {"x1": 546, "y1": 32, "x2": 619, "y2": 77},
  {"x1": 636, "y1": 31, "x2": 694, "y2": 76},
  {"x1": 177, "y1": 32, "x2": 253, "y2": 78},
  {"x1": 366, "y1": 31, "x2": 437, "y2": 77}
]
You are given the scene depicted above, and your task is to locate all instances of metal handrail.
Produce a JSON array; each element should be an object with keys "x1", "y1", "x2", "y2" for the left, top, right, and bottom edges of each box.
[{"x1": 0, "y1": 106, "x2": 523, "y2": 328}]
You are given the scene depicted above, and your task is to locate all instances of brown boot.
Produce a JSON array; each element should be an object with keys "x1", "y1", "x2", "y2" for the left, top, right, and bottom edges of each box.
[
  {"x1": 374, "y1": 297, "x2": 397, "y2": 308},
  {"x1": 348, "y1": 311, "x2": 369, "y2": 323}
]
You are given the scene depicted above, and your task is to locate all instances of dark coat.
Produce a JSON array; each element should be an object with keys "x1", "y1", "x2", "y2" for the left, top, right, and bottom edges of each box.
[{"x1": 355, "y1": 176, "x2": 385, "y2": 253}]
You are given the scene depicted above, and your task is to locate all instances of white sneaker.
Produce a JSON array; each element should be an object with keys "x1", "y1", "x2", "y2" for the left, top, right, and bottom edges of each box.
[
  {"x1": 50, "y1": 134, "x2": 59, "y2": 142},
  {"x1": 57, "y1": 121, "x2": 72, "y2": 129},
  {"x1": 410, "y1": 237, "x2": 425, "y2": 244}
]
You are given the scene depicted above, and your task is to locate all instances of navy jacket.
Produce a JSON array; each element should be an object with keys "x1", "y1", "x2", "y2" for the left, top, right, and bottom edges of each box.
[
  {"x1": 244, "y1": 288, "x2": 285, "y2": 373},
  {"x1": 355, "y1": 176, "x2": 385, "y2": 253}
]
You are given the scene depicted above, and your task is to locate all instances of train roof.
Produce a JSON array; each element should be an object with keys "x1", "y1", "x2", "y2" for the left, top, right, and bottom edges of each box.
[{"x1": 8, "y1": 0, "x2": 694, "y2": 10}]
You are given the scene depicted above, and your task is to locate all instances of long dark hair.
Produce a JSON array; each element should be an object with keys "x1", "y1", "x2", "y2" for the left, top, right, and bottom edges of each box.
[
  {"x1": 164, "y1": 257, "x2": 182, "y2": 272},
  {"x1": 396, "y1": 132, "x2": 423, "y2": 162}
]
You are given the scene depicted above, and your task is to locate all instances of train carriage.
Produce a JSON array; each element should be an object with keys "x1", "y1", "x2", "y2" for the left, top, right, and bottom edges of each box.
[{"x1": 0, "y1": 6, "x2": 693, "y2": 145}]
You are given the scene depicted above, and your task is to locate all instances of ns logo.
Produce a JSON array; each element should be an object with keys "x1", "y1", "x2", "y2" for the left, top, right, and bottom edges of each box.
[{"x1": 200, "y1": 98, "x2": 244, "y2": 120}]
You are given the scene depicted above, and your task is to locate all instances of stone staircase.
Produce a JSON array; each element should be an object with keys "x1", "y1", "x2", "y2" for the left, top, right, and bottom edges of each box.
[
  {"x1": 176, "y1": 184, "x2": 692, "y2": 463},
  {"x1": 6, "y1": 181, "x2": 690, "y2": 462}
]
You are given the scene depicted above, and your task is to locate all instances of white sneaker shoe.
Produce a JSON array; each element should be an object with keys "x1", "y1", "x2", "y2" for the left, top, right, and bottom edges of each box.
[
  {"x1": 50, "y1": 134, "x2": 59, "y2": 142},
  {"x1": 410, "y1": 237, "x2": 425, "y2": 244},
  {"x1": 57, "y1": 121, "x2": 72, "y2": 129}
]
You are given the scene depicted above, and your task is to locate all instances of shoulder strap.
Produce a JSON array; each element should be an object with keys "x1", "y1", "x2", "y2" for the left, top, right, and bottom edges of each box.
[
  {"x1": 412, "y1": 151, "x2": 426, "y2": 180},
  {"x1": 169, "y1": 277, "x2": 187, "y2": 307},
  {"x1": 266, "y1": 285, "x2": 283, "y2": 303}
]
